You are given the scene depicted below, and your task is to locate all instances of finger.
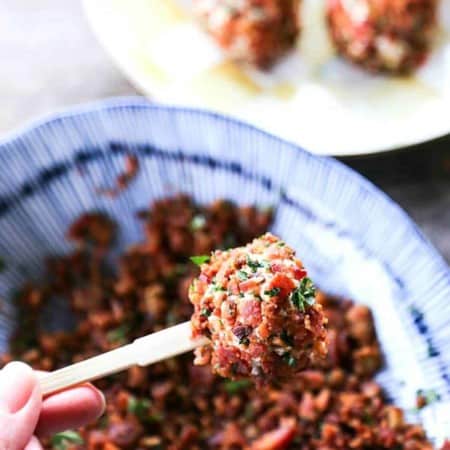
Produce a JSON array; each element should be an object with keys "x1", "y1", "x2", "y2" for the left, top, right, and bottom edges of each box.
[
  {"x1": 0, "y1": 362, "x2": 37, "y2": 413},
  {"x1": 0, "y1": 362, "x2": 42, "y2": 450},
  {"x1": 36, "y1": 384, "x2": 105, "y2": 437},
  {"x1": 25, "y1": 436, "x2": 44, "y2": 450}
]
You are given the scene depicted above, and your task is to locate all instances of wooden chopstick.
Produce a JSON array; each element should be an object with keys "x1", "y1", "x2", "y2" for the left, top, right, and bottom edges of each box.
[{"x1": 39, "y1": 321, "x2": 208, "y2": 397}]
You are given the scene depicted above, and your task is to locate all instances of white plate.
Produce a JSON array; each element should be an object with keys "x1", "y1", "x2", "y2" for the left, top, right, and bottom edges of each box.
[{"x1": 83, "y1": 0, "x2": 450, "y2": 156}]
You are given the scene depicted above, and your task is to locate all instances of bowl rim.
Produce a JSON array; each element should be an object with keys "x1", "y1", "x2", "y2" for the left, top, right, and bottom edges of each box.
[{"x1": 0, "y1": 96, "x2": 448, "y2": 275}]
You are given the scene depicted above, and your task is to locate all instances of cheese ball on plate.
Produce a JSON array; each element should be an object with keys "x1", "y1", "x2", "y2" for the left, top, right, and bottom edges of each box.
[
  {"x1": 193, "y1": 0, "x2": 300, "y2": 68},
  {"x1": 326, "y1": 0, "x2": 437, "y2": 74}
]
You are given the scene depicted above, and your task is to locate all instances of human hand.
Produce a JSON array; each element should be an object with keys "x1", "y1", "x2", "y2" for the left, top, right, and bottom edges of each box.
[{"x1": 0, "y1": 362, "x2": 105, "y2": 450}]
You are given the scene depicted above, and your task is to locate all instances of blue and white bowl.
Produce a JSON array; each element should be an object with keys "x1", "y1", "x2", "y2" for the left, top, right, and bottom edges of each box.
[{"x1": 0, "y1": 98, "x2": 448, "y2": 444}]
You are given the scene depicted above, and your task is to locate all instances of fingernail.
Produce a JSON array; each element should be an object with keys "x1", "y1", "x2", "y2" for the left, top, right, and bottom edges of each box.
[{"x1": 0, "y1": 362, "x2": 36, "y2": 413}]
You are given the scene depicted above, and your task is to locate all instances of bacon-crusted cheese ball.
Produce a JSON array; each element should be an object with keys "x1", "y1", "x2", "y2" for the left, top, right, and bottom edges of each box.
[
  {"x1": 193, "y1": 0, "x2": 300, "y2": 68},
  {"x1": 190, "y1": 233, "x2": 327, "y2": 382},
  {"x1": 326, "y1": 0, "x2": 437, "y2": 74}
]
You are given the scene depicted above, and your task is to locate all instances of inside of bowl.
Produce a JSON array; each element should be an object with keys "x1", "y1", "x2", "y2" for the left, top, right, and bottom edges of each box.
[{"x1": 0, "y1": 104, "x2": 448, "y2": 444}]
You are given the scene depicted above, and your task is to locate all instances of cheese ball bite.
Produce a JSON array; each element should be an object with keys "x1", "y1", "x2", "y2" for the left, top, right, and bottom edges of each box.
[
  {"x1": 193, "y1": 0, "x2": 300, "y2": 68},
  {"x1": 326, "y1": 0, "x2": 437, "y2": 74},
  {"x1": 190, "y1": 233, "x2": 327, "y2": 382}
]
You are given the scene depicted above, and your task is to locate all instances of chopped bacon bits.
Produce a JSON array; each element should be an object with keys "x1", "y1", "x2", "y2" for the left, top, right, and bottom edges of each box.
[{"x1": 4, "y1": 195, "x2": 443, "y2": 449}]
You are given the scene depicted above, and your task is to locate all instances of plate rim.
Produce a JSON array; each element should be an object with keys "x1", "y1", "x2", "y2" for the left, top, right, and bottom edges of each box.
[{"x1": 81, "y1": 0, "x2": 450, "y2": 157}]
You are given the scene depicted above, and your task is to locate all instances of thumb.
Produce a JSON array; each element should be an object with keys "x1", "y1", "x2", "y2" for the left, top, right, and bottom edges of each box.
[{"x1": 0, "y1": 362, "x2": 42, "y2": 450}]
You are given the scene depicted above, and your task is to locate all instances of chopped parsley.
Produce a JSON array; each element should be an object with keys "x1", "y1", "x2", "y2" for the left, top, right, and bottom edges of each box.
[
  {"x1": 416, "y1": 389, "x2": 441, "y2": 408},
  {"x1": 248, "y1": 258, "x2": 271, "y2": 271},
  {"x1": 107, "y1": 323, "x2": 130, "y2": 344},
  {"x1": 237, "y1": 270, "x2": 249, "y2": 280},
  {"x1": 128, "y1": 396, "x2": 151, "y2": 420},
  {"x1": 283, "y1": 353, "x2": 297, "y2": 367},
  {"x1": 223, "y1": 379, "x2": 252, "y2": 395},
  {"x1": 98, "y1": 415, "x2": 109, "y2": 429},
  {"x1": 247, "y1": 257, "x2": 263, "y2": 272},
  {"x1": 212, "y1": 283, "x2": 226, "y2": 292},
  {"x1": 201, "y1": 308, "x2": 212, "y2": 317},
  {"x1": 239, "y1": 337, "x2": 250, "y2": 346},
  {"x1": 244, "y1": 404, "x2": 254, "y2": 420},
  {"x1": 148, "y1": 412, "x2": 164, "y2": 423},
  {"x1": 190, "y1": 214, "x2": 206, "y2": 231},
  {"x1": 280, "y1": 329, "x2": 294, "y2": 346},
  {"x1": 190, "y1": 255, "x2": 210, "y2": 266},
  {"x1": 264, "y1": 287, "x2": 281, "y2": 297},
  {"x1": 290, "y1": 277, "x2": 316, "y2": 312},
  {"x1": 51, "y1": 431, "x2": 84, "y2": 450},
  {"x1": 166, "y1": 310, "x2": 178, "y2": 326},
  {"x1": 174, "y1": 263, "x2": 187, "y2": 275},
  {"x1": 362, "y1": 411, "x2": 375, "y2": 425}
]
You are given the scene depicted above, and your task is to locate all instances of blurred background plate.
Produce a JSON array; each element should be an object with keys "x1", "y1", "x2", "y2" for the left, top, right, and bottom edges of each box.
[
  {"x1": 0, "y1": 99, "x2": 449, "y2": 444},
  {"x1": 82, "y1": 0, "x2": 450, "y2": 156}
]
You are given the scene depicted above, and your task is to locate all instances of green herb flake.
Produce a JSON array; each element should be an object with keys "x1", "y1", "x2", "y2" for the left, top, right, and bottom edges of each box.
[
  {"x1": 416, "y1": 389, "x2": 441, "y2": 408},
  {"x1": 174, "y1": 263, "x2": 188, "y2": 276},
  {"x1": 277, "y1": 241, "x2": 286, "y2": 247},
  {"x1": 244, "y1": 404, "x2": 254, "y2": 420},
  {"x1": 223, "y1": 379, "x2": 252, "y2": 395},
  {"x1": 290, "y1": 277, "x2": 316, "y2": 312},
  {"x1": 362, "y1": 411, "x2": 375, "y2": 425},
  {"x1": 107, "y1": 323, "x2": 131, "y2": 343},
  {"x1": 237, "y1": 270, "x2": 249, "y2": 281},
  {"x1": 280, "y1": 329, "x2": 294, "y2": 346},
  {"x1": 190, "y1": 255, "x2": 210, "y2": 266},
  {"x1": 283, "y1": 353, "x2": 297, "y2": 367},
  {"x1": 51, "y1": 431, "x2": 84, "y2": 450},
  {"x1": 239, "y1": 336, "x2": 250, "y2": 346},
  {"x1": 201, "y1": 308, "x2": 212, "y2": 318},
  {"x1": 128, "y1": 396, "x2": 151, "y2": 420},
  {"x1": 264, "y1": 287, "x2": 281, "y2": 297},
  {"x1": 247, "y1": 257, "x2": 263, "y2": 273},
  {"x1": 213, "y1": 283, "x2": 226, "y2": 292},
  {"x1": 98, "y1": 415, "x2": 109, "y2": 429},
  {"x1": 190, "y1": 214, "x2": 206, "y2": 231},
  {"x1": 166, "y1": 310, "x2": 178, "y2": 327},
  {"x1": 148, "y1": 412, "x2": 164, "y2": 423}
]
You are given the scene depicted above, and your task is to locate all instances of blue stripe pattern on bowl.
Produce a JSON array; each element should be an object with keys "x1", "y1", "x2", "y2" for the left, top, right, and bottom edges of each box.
[{"x1": 0, "y1": 98, "x2": 449, "y2": 444}]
